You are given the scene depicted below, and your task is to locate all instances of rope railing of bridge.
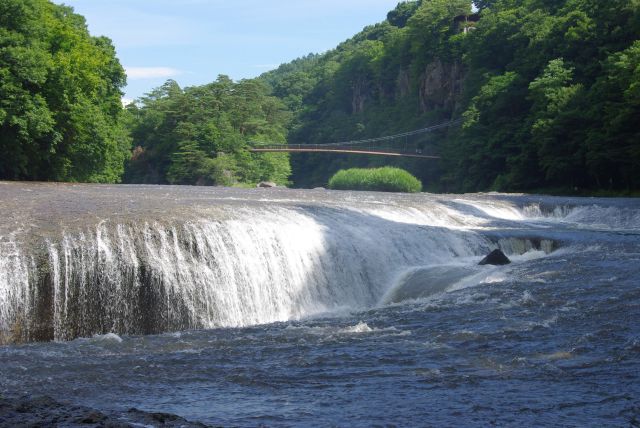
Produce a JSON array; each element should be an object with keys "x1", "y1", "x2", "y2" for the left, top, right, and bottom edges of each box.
[
  {"x1": 249, "y1": 145, "x2": 441, "y2": 158},
  {"x1": 249, "y1": 118, "x2": 463, "y2": 158},
  {"x1": 322, "y1": 118, "x2": 463, "y2": 147}
]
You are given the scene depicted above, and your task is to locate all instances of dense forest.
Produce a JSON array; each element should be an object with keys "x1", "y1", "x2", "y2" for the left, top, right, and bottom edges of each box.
[
  {"x1": 1, "y1": 0, "x2": 639, "y2": 192},
  {"x1": 0, "y1": 0, "x2": 129, "y2": 182},
  {"x1": 124, "y1": 77, "x2": 290, "y2": 186},
  {"x1": 262, "y1": 0, "x2": 640, "y2": 192}
]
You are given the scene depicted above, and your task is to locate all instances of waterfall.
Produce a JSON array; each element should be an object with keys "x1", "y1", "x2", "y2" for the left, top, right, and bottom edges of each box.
[{"x1": 0, "y1": 197, "x2": 494, "y2": 342}]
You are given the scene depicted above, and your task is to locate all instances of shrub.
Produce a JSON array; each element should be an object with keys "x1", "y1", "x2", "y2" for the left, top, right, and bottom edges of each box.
[{"x1": 327, "y1": 167, "x2": 422, "y2": 193}]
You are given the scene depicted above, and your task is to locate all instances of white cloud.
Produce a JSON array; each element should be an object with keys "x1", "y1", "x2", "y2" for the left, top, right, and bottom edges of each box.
[{"x1": 125, "y1": 67, "x2": 183, "y2": 80}]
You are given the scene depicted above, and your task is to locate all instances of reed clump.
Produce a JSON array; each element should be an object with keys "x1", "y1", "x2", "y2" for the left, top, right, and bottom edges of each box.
[{"x1": 328, "y1": 167, "x2": 422, "y2": 193}]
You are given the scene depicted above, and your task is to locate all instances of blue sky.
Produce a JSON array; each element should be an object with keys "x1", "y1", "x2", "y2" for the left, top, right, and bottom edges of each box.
[{"x1": 55, "y1": 0, "x2": 402, "y2": 102}]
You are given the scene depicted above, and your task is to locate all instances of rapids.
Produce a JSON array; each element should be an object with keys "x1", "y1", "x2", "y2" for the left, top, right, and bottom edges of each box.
[
  {"x1": 0, "y1": 182, "x2": 559, "y2": 342},
  {"x1": 0, "y1": 182, "x2": 639, "y2": 426}
]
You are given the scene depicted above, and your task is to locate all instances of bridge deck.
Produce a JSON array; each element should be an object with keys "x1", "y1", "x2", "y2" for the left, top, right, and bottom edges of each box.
[{"x1": 250, "y1": 145, "x2": 439, "y2": 159}]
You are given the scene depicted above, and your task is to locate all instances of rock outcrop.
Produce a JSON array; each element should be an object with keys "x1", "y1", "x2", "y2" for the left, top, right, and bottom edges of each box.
[
  {"x1": 0, "y1": 395, "x2": 207, "y2": 427},
  {"x1": 419, "y1": 59, "x2": 464, "y2": 113},
  {"x1": 478, "y1": 249, "x2": 511, "y2": 266}
]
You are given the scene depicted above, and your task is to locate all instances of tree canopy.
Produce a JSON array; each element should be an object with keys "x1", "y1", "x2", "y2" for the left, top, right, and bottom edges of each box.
[
  {"x1": 125, "y1": 76, "x2": 291, "y2": 186},
  {"x1": 3, "y1": 0, "x2": 639, "y2": 193},
  {"x1": 0, "y1": 0, "x2": 129, "y2": 182},
  {"x1": 260, "y1": 0, "x2": 640, "y2": 193}
]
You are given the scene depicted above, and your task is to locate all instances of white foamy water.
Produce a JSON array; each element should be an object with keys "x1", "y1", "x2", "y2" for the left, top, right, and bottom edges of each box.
[
  {"x1": 0, "y1": 238, "x2": 31, "y2": 335},
  {"x1": 0, "y1": 184, "x2": 638, "y2": 342}
]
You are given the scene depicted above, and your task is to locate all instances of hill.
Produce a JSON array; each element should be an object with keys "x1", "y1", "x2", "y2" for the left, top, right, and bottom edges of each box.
[{"x1": 260, "y1": 0, "x2": 640, "y2": 193}]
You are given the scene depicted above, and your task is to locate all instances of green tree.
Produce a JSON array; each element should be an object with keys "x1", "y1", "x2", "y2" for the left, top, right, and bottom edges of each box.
[
  {"x1": 126, "y1": 76, "x2": 291, "y2": 186},
  {"x1": 123, "y1": 0, "x2": 640, "y2": 194},
  {"x1": 0, "y1": 0, "x2": 129, "y2": 182},
  {"x1": 528, "y1": 58, "x2": 585, "y2": 185},
  {"x1": 584, "y1": 41, "x2": 640, "y2": 189},
  {"x1": 387, "y1": 1, "x2": 421, "y2": 28}
]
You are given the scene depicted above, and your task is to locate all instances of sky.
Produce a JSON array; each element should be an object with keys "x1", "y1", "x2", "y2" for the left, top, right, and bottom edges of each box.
[{"x1": 54, "y1": 0, "x2": 402, "y2": 102}]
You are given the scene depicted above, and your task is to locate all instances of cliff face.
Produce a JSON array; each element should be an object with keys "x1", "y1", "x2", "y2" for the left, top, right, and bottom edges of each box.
[
  {"x1": 351, "y1": 76, "x2": 369, "y2": 114},
  {"x1": 349, "y1": 58, "x2": 464, "y2": 115},
  {"x1": 262, "y1": 3, "x2": 473, "y2": 188},
  {"x1": 418, "y1": 59, "x2": 464, "y2": 113},
  {"x1": 396, "y1": 69, "x2": 411, "y2": 99}
]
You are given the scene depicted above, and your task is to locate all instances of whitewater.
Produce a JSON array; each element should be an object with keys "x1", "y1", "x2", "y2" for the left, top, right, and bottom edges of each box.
[{"x1": 0, "y1": 182, "x2": 638, "y2": 426}]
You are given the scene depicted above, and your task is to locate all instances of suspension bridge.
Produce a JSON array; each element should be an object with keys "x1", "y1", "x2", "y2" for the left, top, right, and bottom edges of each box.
[{"x1": 249, "y1": 118, "x2": 462, "y2": 159}]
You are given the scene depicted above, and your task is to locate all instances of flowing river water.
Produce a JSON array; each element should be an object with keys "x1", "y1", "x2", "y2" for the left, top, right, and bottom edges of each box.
[{"x1": 0, "y1": 182, "x2": 639, "y2": 426}]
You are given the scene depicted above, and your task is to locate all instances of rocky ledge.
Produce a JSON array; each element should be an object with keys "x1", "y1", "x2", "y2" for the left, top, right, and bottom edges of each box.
[{"x1": 0, "y1": 395, "x2": 210, "y2": 427}]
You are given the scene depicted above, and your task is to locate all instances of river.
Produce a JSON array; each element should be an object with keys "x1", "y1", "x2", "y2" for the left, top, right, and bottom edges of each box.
[{"x1": 0, "y1": 182, "x2": 639, "y2": 426}]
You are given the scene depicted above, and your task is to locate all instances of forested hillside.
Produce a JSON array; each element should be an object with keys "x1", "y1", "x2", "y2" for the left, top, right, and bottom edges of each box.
[
  {"x1": 261, "y1": 0, "x2": 640, "y2": 193},
  {"x1": 2, "y1": 0, "x2": 638, "y2": 192},
  {"x1": 0, "y1": 0, "x2": 129, "y2": 182},
  {"x1": 124, "y1": 77, "x2": 291, "y2": 186}
]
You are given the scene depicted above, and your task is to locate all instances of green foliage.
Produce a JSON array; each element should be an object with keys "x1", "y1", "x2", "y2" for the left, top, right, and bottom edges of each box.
[
  {"x1": 259, "y1": 0, "x2": 466, "y2": 189},
  {"x1": 328, "y1": 167, "x2": 422, "y2": 193},
  {"x1": 260, "y1": 0, "x2": 640, "y2": 193},
  {"x1": 0, "y1": 0, "x2": 129, "y2": 182},
  {"x1": 387, "y1": 1, "x2": 421, "y2": 28},
  {"x1": 473, "y1": 0, "x2": 498, "y2": 10},
  {"x1": 528, "y1": 59, "x2": 584, "y2": 184},
  {"x1": 450, "y1": 0, "x2": 640, "y2": 192},
  {"x1": 4, "y1": 0, "x2": 638, "y2": 193},
  {"x1": 125, "y1": 76, "x2": 291, "y2": 186}
]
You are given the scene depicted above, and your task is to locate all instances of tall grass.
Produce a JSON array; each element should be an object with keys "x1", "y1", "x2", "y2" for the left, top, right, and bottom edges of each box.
[{"x1": 327, "y1": 167, "x2": 422, "y2": 193}]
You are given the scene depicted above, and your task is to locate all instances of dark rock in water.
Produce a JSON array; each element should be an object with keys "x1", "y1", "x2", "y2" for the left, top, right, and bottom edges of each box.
[
  {"x1": 0, "y1": 395, "x2": 207, "y2": 427},
  {"x1": 478, "y1": 249, "x2": 511, "y2": 266},
  {"x1": 127, "y1": 408, "x2": 208, "y2": 427},
  {"x1": 257, "y1": 181, "x2": 277, "y2": 188}
]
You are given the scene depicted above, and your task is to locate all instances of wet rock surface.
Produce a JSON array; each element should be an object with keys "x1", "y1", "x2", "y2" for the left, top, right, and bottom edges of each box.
[
  {"x1": 0, "y1": 395, "x2": 209, "y2": 427},
  {"x1": 478, "y1": 249, "x2": 511, "y2": 265}
]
